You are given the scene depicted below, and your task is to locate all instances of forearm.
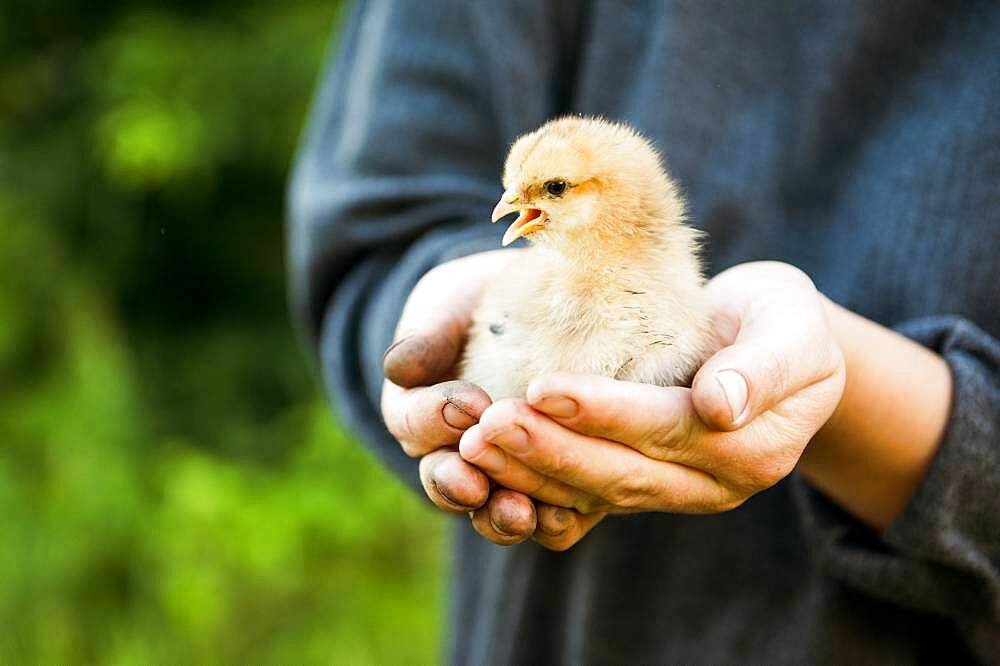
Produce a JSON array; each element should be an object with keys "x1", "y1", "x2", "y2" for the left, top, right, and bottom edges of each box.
[{"x1": 798, "y1": 297, "x2": 953, "y2": 531}]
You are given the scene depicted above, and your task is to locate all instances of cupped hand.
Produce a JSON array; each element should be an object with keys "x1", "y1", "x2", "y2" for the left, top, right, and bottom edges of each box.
[
  {"x1": 382, "y1": 249, "x2": 595, "y2": 546},
  {"x1": 459, "y1": 261, "x2": 847, "y2": 549}
]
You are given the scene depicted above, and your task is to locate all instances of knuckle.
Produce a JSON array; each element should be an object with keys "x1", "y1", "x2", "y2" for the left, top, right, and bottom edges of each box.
[
  {"x1": 575, "y1": 495, "x2": 607, "y2": 515},
  {"x1": 606, "y1": 472, "x2": 652, "y2": 509},
  {"x1": 400, "y1": 404, "x2": 419, "y2": 441},
  {"x1": 614, "y1": 388, "x2": 694, "y2": 457},
  {"x1": 775, "y1": 355, "x2": 792, "y2": 395},
  {"x1": 739, "y1": 451, "x2": 796, "y2": 491},
  {"x1": 480, "y1": 398, "x2": 523, "y2": 433},
  {"x1": 398, "y1": 440, "x2": 422, "y2": 458},
  {"x1": 388, "y1": 392, "x2": 452, "y2": 452},
  {"x1": 680, "y1": 485, "x2": 745, "y2": 515},
  {"x1": 646, "y1": 412, "x2": 693, "y2": 456},
  {"x1": 714, "y1": 492, "x2": 748, "y2": 514},
  {"x1": 709, "y1": 477, "x2": 757, "y2": 513},
  {"x1": 760, "y1": 344, "x2": 791, "y2": 395},
  {"x1": 511, "y1": 398, "x2": 536, "y2": 422},
  {"x1": 631, "y1": 426, "x2": 661, "y2": 453},
  {"x1": 527, "y1": 475, "x2": 553, "y2": 500},
  {"x1": 543, "y1": 446, "x2": 578, "y2": 479},
  {"x1": 743, "y1": 341, "x2": 787, "y2": 398}
]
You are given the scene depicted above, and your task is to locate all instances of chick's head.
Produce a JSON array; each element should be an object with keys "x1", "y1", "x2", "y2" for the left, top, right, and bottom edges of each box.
[{"x1": 492, "y1": 116, "x2": 684, "y2": 252}]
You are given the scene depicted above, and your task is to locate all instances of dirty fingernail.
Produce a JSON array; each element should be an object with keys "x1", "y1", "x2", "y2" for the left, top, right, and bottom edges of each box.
[
  {"x1": 539, "y1": 507, "x2": 571, "y2": 536},
  {"x1": 489, "y1": 514, "x2": 516, "y2": 536},
  {"x1": 383, "y1": 335, "x2": 411, "y2": 361},
  {"x1": 715, "y1": 369, "x2": 749, "y2": 425},
  {"x1": 433, "y1": 479, "x2": 474, "y2": 510},
  {"x1": 489, "y1": 498, "x2": 529, "y2": 536},
  {"x1": 532, "y1": 395, "x2": 578, "y2": 418},
  {"x1": 443, "y1": 401, "x2": 476, "y2": 430}
]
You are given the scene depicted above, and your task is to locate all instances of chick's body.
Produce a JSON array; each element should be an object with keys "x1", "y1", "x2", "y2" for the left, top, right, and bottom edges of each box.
[{"x1": 460, "y1": 117, "x2": 708, "y2": 400}]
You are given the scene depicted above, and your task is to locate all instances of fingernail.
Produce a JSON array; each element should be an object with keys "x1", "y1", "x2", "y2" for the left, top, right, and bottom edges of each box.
[
  {"x1": 532, "y1": 395, "x2": 578, "y2": 418},
  {"x1": 489, "y1": 512, "x2": 516, "y2": 536},
  {"x1": 432, "y1": 479, "x2": 473, "y2": 511},
  {"x1": 539, "y1": 507, "x2": 571, "y2": 536},
  {"x1": 488, "y1": 499, "x2": 524, "y2": 537},
  {"x1": 486, "y1": 426, "x2": 529, "y2": 454},
  {"x1": 443, "y1": 401, "x2": 476, "y2": 430},
  {"x1": 382, "y1": 335, "x2": 411, "y2": 361},
  {"x1": 470, "y1": 446, "x2": 506, "y2": 474},
  {"x1": 715, "y1": 370, "x2": 749, "y2": 425}
]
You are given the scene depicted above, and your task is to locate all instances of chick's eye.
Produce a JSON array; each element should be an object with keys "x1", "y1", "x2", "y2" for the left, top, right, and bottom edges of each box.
[{"x1": 545, "y1": 180, "x2": 567, "y2": 197}]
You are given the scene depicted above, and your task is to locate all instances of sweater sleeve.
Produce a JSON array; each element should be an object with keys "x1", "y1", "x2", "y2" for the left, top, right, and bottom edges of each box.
[
  {"x1": 795, "y1": 316, "x2": 1000, "y2": 657},
  {"x1": 286, "y1": 0, "x2": 564, "y2": 491}
]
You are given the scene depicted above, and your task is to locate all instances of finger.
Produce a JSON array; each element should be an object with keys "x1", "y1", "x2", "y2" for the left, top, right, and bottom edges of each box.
[
  {"x1": 384, "y1": 331, "x2": 463, "y2": 389},
  {"x1": 534, "y1": 505, "x2": 605, "y2": 552},
  {"x1": 527, "y1": 373, "x2": 798, "y2": 487},
  {"x1": 693, "y1": 266, "x2": 840, "y2": 431},
  {"x1": 459, "y1": 424, "x2": 603, "y2": 513},
  {"x1": 479, "y1": 399, "x2": 733, "y2": 513},
  {"x1": 470, "y1": 489, "x2": 536, "y2": 546},
  {"x1": 384, "y1": 252, "x2": 514, "y2": 388},
  {"x1": 526, "y1": 373, "x2": 703, "y2": 465},
  {"x1": 419, "y1": 448, "x2": 490, "y2": 513},
  {"x1": 382, "y1": 379, "x2": 492, "y2": 457}
]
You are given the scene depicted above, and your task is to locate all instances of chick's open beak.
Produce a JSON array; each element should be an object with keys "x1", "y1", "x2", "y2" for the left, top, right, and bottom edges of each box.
[{"x1": 492, "y1": 189, "x2": 546, "y2": 247}]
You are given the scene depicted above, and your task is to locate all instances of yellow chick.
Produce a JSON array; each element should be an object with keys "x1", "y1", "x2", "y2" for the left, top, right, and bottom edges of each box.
[{"x1": 459, "y1": 116, "x2": 708, "y2": 400}]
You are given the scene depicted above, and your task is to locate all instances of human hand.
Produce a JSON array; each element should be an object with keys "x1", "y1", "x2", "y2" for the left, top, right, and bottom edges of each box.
[
  {"x1": 382, "y1": 250, "x2": 585, "y2": 545},
  {"x1": 458, "y1": 261, "x2": 847, "y2": 549}
]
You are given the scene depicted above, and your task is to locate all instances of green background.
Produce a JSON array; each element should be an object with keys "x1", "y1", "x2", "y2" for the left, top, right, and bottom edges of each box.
[{"x1": 0, "y1": 1, "x2": 448, "y2": 662}]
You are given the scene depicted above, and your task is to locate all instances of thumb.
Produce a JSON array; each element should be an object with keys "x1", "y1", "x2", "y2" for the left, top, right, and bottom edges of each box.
[
  {"x1": 691, "y1": 342, "x2": 793, "y2": 431},
  {"x1": 384, "y1": 251, "x2": 512, "y2": 388},
  {"x1": 691, "y1": 309, "x2": 839, "y2": 432},
  {"x1": 384, "y1": 326, "x2": 466, "y2": 389}
]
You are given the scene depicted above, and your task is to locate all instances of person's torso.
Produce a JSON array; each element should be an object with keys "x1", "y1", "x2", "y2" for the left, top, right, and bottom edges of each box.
[{"x1": 452, "y1": 2, "x2": 999, "y2": 663}]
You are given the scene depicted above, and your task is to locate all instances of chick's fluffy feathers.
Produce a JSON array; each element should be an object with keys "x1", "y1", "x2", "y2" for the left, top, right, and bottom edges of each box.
[{"x1": 460, "y1": 117, "x2": 708, "y2": 400}]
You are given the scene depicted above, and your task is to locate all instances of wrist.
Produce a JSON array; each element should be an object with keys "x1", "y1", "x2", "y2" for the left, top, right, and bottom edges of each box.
[{"x1": 799, "y1": 296, "x2": 953, "y2": 530}]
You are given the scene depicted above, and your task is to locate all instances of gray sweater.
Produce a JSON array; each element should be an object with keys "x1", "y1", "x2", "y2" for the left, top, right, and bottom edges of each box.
[{"x1": 288, "y1": 1, "x2": 1000, "y2": 662}]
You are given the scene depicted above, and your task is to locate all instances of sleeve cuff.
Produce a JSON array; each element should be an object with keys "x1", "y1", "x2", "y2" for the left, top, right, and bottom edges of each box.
[
  {"x1": 792, "y1": 316, "x2": 1000, "y2": 645},
  {"x1": 884, "y1": 317, "x2": 1000, "y2": 583}
]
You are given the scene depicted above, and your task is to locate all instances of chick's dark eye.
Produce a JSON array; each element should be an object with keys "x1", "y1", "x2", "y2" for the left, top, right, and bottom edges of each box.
[{"x1": 545, "y1": 180, "x2": 567, "y2": 197}]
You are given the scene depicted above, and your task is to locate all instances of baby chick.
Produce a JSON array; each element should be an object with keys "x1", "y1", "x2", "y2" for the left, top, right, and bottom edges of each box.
[{"x1": 459, "y1": 116, "x2": 708, "y2": 400}]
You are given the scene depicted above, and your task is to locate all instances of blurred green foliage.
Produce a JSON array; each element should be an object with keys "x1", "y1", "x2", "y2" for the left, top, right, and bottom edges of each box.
[{"x1": 0, "y1": 1, "x2": 447, "y2": 663}]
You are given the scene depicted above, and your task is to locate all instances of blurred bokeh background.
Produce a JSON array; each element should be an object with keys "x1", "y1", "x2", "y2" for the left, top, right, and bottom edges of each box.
[{"x1": 0, "y1": 1, "x2": 447, "y2": 662}]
